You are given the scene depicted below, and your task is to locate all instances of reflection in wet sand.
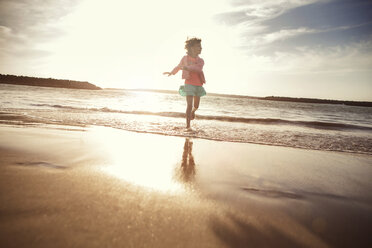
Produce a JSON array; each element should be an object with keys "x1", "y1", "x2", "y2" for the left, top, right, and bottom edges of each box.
[
  {"x1": 100, "y1": 130, "x2": 200, "y2": 193},
  {"x1": 175, "y1": 138, "x2": 196, "y2": 185}
]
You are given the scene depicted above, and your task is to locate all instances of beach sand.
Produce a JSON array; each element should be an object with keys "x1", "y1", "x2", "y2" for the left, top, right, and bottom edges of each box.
[{"x1": 0, "y1": 125, "x2": 371, "y2": 248}]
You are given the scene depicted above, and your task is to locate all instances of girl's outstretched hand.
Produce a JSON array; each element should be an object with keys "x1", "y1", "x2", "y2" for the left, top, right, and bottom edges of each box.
[{"x1": 163, "y1": 72, "x2": 172, "y2": 77}]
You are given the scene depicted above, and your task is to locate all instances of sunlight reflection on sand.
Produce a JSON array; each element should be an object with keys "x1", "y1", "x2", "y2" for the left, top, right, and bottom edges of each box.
[
  {"x1": 90, "y1": 126, "x2": 188, "y2": 193},
  {"x1": 103, "y1": 162, "x2": 185, "y2": 193}
]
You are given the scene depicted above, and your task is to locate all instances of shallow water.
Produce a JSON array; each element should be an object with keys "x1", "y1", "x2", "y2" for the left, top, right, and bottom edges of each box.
[{"x1": 1, "y1": 83, "x2": 372, "y2": 154}]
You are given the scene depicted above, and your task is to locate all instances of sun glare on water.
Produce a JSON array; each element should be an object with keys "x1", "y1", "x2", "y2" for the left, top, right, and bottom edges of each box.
[{"x1": 127, "y1": 91, "x2": 165, "y2": 112}]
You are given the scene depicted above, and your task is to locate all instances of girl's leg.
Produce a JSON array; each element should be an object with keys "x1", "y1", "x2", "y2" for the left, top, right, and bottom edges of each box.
[
  {"x1": 191, "y1": 96, "x2": 200, "y2": 120},
  {"x1": 186, "y1": 96, "x2": 193, "y2": 128}
]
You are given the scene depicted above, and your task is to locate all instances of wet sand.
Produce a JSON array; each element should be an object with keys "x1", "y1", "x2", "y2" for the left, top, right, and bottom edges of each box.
[{"x1": 0, "y1": 125, "x2": 371, "y2": 248}]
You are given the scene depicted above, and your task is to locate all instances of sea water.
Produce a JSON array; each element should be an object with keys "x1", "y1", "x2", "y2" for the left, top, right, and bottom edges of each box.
[{"x1": 1, "y1": 84, "x2": 372, "y2": 155}]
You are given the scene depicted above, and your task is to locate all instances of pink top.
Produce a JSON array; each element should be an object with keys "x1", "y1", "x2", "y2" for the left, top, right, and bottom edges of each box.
[{"x1": 170, "y1": 55, "x2": 206, "y2": 86}]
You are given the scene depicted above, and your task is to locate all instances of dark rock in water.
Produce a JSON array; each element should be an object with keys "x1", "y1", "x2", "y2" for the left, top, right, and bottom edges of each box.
[{"x1": 0, "y1": 74, "x2": 102, "y2": 90}]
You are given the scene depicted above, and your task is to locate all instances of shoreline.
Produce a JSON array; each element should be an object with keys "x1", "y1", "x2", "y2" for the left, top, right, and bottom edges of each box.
[
  {"x1": 0, "y1": 124, "x2": 371, "y2": 247},
  {"x1": 1, "y1": 111, "x2": 371, "y2": 157}
]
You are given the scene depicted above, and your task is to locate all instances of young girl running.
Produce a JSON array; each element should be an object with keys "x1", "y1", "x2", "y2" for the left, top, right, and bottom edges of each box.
[{"x1": 163, "y1": 37, "x2": 206, "y2": 129}]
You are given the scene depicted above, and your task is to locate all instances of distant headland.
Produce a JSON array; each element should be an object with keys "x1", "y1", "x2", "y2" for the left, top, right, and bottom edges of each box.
[
  {"x1": 209, "y1": 93, "x2": 372, "y2": 107},
  {"x1": 261, "y1": 96, "x2": 372, "y2": 107},
  {"x1": 0, "y1": 74, "x2": 102, "y2": 90}
]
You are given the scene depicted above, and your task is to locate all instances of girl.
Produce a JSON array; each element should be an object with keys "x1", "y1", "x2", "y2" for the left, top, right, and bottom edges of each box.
[{"x1": 163, "y1": 37, "x2": 206, "y2": 129}]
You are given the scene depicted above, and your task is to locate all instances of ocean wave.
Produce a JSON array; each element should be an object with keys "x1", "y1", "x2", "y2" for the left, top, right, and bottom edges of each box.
[
  {"x1": 1, "y1": 110, "x2": 372, "y2": 155},
  {"x1": 29, "y1": 103, "x2": 372, "y2": 131}
]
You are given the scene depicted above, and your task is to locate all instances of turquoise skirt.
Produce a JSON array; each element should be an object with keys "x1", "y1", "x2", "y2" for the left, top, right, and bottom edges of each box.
[{"x1": 179, "y1": 84, "x2": 206, "y2": 97}]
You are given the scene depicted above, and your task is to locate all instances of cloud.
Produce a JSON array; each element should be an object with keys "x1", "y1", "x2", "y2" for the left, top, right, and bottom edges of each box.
[
  {"x1": 0, "y1": 0, "x2": 79, "y2": 60},
  {"x1": 216, "y1": 0, "x2": 372, "y2": 52},
  {"x1": 215, "y1": 0, "x2": 322, "y2": 24},
  {"x1": 264, "y1": 0, "x2": 372, "y2": 31},
  {"x1": 0, "y1": 0, "x2": 77, "y2": 31},
  {"x1": 209, "y1": 0, "x2": 372, "y2": 99},
  {"x1": 214, "y1": 0, "x2": 329, "y2": 54},
  {"x1": 253, "y1": 27, "x2": 316, "y2": 46},
  {"x1": 213, "y1": 0, "x2": 372, "y2": 77},
  {"x1": 244, "y1": 37, "x2": 372, "y2": 74}
]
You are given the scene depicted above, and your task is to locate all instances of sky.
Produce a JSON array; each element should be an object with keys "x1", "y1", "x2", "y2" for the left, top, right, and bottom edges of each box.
[{"x1": 0, "y1": 0, "x2": 371, "y2": 101}]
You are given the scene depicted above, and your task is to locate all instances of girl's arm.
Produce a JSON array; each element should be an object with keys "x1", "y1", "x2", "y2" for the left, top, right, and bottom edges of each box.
[{"x1": 163, "y1": 56, "x2": 186, "y2": 76}]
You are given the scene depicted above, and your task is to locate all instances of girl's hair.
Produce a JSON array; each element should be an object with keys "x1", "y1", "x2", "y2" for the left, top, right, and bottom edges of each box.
[{"x1": 185, "y1": 37, "x2": 201, "y2": 54}]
